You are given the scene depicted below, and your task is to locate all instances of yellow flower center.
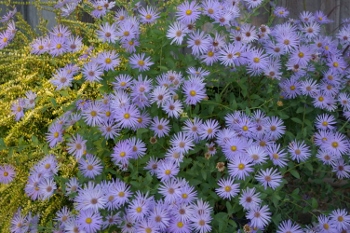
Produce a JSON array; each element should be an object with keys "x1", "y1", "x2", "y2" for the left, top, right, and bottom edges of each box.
[
  {"x1": 56, "y1": 43, "x2": 62, "y2": 49},
  {"x1": 323, "y1": 223, "x2": 329, "y2": 230},
  {"x1": 186, "y1": 9, "x2": 192, "y2": 15},
  {"x1": 190, "y1": 90, "x2": 196, "y2": 96},
  {"x1": 322, "y1": 121, "x2": 328, "y2": 126},
  {"x1": 225, "y1": 186, "x2": 231, "y2": 192},
  {"x1": 338, "y1": 216, "x2": 344, "y2": 222},
  {"x1": 3, "y1": 171, "x2": 8, "y2": 177},
  {"x1": 145, "y1": 14, "x2": 152, "y2": 20},
  {"x1": 138, "y1": 60, "x2": 145, "y2": 66},
  {"x1": 124, "y1": 113, "x2": 130, "y2": 119},
  {"x1": 253, "y1": 57, "x2": 260, "y2": 63},
  {"x1": 87, "y1": 164, "x2": 93, "y2": 170},
  {"x1": 318, "y1": 96, "x2": 324, "y2": 102},
  {"x1": 231, "y1": 145, "x2": 237, "y2": 151},
  {"x1": 136, "y1": 207, "x2": 142, "y2": 213},
  {"x1": 118, "y1": 191, "x2": 125, "y2": 197},
  {"x1": 105, "y1": 58, "x2": 111, "y2": 64},
  {"x1": 38, "y1": 45, "x2": 44, "y2": 50},
  {"x1": 123, "y1": 31, "x2": 130, "y2": 36},
  {"x1": 3, "y1": 37, "x2": 8, "y2": 43},
  {"x1": 90, "y1": 111, "x2": 97, "y2": 117},
  {"x1": 177, "y1": 221, "x2": 184, "y2": 228},
  {"x1": 120, "y1": 152, "x2": 126, "y2": 157},
  {"x1": 85, "y1": 217, "x2": 92, "y2": 224},
  {"x1": 243, "y1": 125, "x2": 248, "y2": 131},
  {"x1": 332, "y1": 142, "x2": 338, "y2": 148},
  {"x1": 54, "y1": 132, "x2": 59, "y2": 138},
  {"x1": 182, "y1": 193, "x2": 188, "y2": 199},
  {"x1": 207, "y1": 51, "x2": 214, "y2": 57},
  {"x1": 238, "y1": 163, "x2": 245, "y2": 170},
  {"x1": 333, "y1": 62, "x2": 339, "y2": 67},
  {"x1": 145, "y1": 228, "x2": 152, "y2": 233},
  {"x1": 298, "y1": 52, "x2": 304, "y2": 58},
  {"x1": 165, "y1": 169, "x2": 171, "y2": 175},
  {"x1": 290, "y1": 85, "x2": 295, "y2": 90}
]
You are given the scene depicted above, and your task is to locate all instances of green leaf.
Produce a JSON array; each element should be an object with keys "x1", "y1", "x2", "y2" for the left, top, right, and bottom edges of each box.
[
  {"x1": 290, "y1": 169, "x2": 300, "y2": 179},
  {"x1": 311, "y1": 198, "x2": 318, "y2": 209},
  {"x1": 291, "y1": 117, "x2": 303, "y2": 124}
]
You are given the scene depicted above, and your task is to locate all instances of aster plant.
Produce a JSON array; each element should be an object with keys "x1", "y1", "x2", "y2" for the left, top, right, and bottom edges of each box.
[{"x1": 1, "y1": 0, "x2": 350, "y2": 232}]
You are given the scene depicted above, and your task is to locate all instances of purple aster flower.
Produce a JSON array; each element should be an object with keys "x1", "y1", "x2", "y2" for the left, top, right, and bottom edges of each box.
[
  {"x1": 127, "y1": 137, "x2": 146, "y2": 159},
  {"x1": 145, "y1": 157, "x2": 160, "y2": 176},
  {"x1": 77, "y1": 209, "x2": 103, "y2": 233},
  {"x1": 299, "y1": 78, "x2": 319, "y2": 97},
  {"x1": 190, "y1": 212, "x2": 212, "y2": 233},
  {"x1": 166, "y1": 21, "x2": 189, "y2": 45},
  {"x1": 218, "y1": 43, "x2": 245, "y2": 67},
  {"x1": 99, "y1": 121, "x2": 120, "y2": 139},
  {"x1": 75, "y1": 182, "x2": 107, "y2": 212},
  {"x1": 0, "y1": 164, "x2": 16, "y2": 184},
  {"x1": 332, "y1": 158, "x2": 350, "y2": 179},
  {"x1": 111, "y1": 140, "x2": 133, "y2": 166},
  {"x1": 82, "y1": 61, "x2": 104, "y2": 83},
  {"x1": 65, "y1": 177, "x2": 80, "y2": 197},
  {"x1": 187, "y1": 30, "x2": 211, "y2": 56},
  {"x1": 79, "y1": 154, "x2": 103, "y2": 179},
  {"x1": 148, "y1": 201, "x2": 171, "y2": 231},
  {"x1": 222, "y1": 137, "x2": 248, "y2": 160},
  {"x1": 317, "y1": 215, "x2": 337, "y2": 233},
  {"x1": 11, "y1": 98, "x2": 26, "y2": 121},
  {"x1": 169, "y1": 219, "x2": 192, "y2": 233},
  {"x1": 96, "y1": 22, "x2": 118, "y2": 43},
  {"x1": 66, "y1": 35, "x2": 82, "y2": 53},
  {"x1": 49, "y1": 36, "x2": 67, "y2": 56},
  {"x1": 170, "y1": 132, "x2": 194, "y2": 155},
  {"x1": 265, "y1": 116, "x2": 285, "y2": 140},
  {"x1": 10, "y1": 208, "x2": 29, "y2": 233},
  {"x1": 183, "y1": 78, "x2": 206, "y2": 105},
  {"x1": 314, "y1": 10, "x2": 333, "y2": 24},
  {"x1": 39, "y1": 154, "x2": 58, "y2": 177},
  {"x1": 246, "y1": 145, "x2": 268, "y2": 165},
  {"x1": 38, "y1": 177, "x2": 56, "y2": 200},
  {"x1": 199, "y1": 119, "x2": 220, "y2": 140},
  {"x1": 177, "y1": 179, "x2": 197, "y2": 204},
  {"x1": 246, "y1": 205, "x2": 271, "y2": 229},
  {"x1": 172, "y1": 203, "x2": 193, "y2": 222},
  {"x1": 244, "y1": 0, "x2": 264, "y2": 9},
  {"x1": 215, "y1": 177, "x2": 239, "y2": 200},
  {"x1": 25, "y1": 175, "x2": 41, "y2": 200},
  {"x1": 55, "y1": 206, "x2": 72, "y2": 227},
  {"x1": 138, "y1": 6, "x2": 160, "y2": 24},
  {"x1": 176, "y1": 1, "x2": 201, "y2": 25},
  {"x1": 127, "y1": 191, "x2": 153, "y2": 222},
  {"x1": 162, "y1": 99, "x2": 183, "y2": 118},
  {"x1": 299, "y1": 11, "x2": 315, "y2": 23},
  {"x1": 329, "y1": 209, "x2": 350, "y2": 231},
  {"x1": 151, "y1": 117, "x2": 171, "y2": 138},
  {"x1": 192, "y1": 199, "x2": 212, "y2": 217},
  {"x1": 315, "y1": 114, "x2": 337, "y2": 131},
  {"x1": 0, "y1": 7, "x2": 17, "y2": 23},
  {"x1": 158, "y1": 178, "x2": 181, "y2": 203},
  {"x1": 228, "y1": 155, "x2": 254, "y2": 180},
  {"x1": 288, "y1": 140, "x2": 311, "y2": 163},
  {"x1": 114, "y1": 104, "x2": 140, "y2": 129},
  {"x1": 150, "y1": 86, "x2": 172, "y2": 107},
  {"x1": 82, "y1": 100, "x2": 105, "y2": 127},
  {"x1": 274, "y1": 6, "x2": 289, "y2": 18},
  {"x1": 96, "y1": 50, "x2": 120, "y2": 71},
  {"x1": 256, "y1": 168, "x2": 283, "y2": 190},
  {"x1": 183, "y1": 117, "x2": 203, "y2": 142},
  {"x1": 129, "y1": 53, "x2": 154, "y2": 71},
  {"x1": 67, "y1": 134, "x2": 87, "y2": 161},
  {"x1": 46, "y1": 123, "x2": 63, "y2": 148},
  {"x1": 165, "y1": 147, "x2": 184, "y2": 165},
  {"x1": 239, "y1": 187, "x2": 262, "y2": 211},
  {"x1": 51, "y1": 67, "x2": 74, "y2": 90},
  {"x1": 30, "y1": 37, "x2": 49, "y2": 54},
  {"x1": 323, "y1": 131, "x2": 349, "y2": 157},
  {"x1": 112, "y1": 74, "x2": 133, "y2": 91},
  {"x1": 266, "y1": 143, "x2": 288, "y2": 167},
  {"x1": 246, "y1": 48, "x2": 269, "y2": 76},
  {"x1": 156, "y1": 159, "x2": 180, "y2": 182},
  {"x1": 277, "y1": 220, "x2": 303, "y2": 233}
]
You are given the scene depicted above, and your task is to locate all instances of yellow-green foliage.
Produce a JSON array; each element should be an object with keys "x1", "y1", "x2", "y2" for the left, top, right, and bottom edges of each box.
[{"x1": 0, "y1": 12, "x2": 91, "y2": 233}]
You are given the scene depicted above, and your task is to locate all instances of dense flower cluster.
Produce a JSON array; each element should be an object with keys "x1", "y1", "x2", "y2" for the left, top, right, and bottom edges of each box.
[{"x1": 2, "y1": 0, "x2": 350, "y2": 232}]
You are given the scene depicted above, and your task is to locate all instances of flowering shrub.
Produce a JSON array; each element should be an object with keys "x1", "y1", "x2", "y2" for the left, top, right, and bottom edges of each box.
[{"x1": 1, "y1": 0, "x2": 350, "y2": 232}]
